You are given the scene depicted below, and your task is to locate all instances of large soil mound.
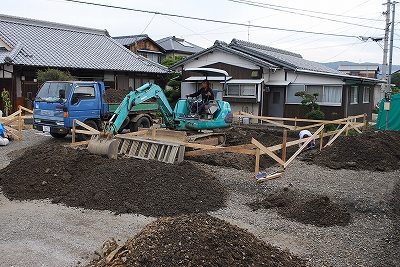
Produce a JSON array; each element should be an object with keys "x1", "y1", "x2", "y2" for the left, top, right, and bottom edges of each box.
[
  {"x1": 0, "y1": 141, "x2": 227, "y2": 217},
  {"x1": 300, "y1": 128, "x2": 400, "y2": 171},
  {"x1": 89, "y1": 213, "x2": 307, "y2": 267}
]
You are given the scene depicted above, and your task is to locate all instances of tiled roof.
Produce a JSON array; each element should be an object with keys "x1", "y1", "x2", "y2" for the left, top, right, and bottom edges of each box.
[
  {"x1": 156, "y1": 36, "x2": 204, "y2": 55},
  {"x1": 0, "y1": 14, "x2": 169, "y2": 74},
  {"x1": 171, "y1": 38, "x2": 343, "y2": 76},
  {"x1": 113, "y1": 34, "x2": 149, "y2": 46},
  {"x1": 113, "y1": 34, "x2": 166, "y2": 53},
  {"x1": 170, "y1": 40, "x2": 278, "y2": 70},
  {"x1": 229, "y1": 39, "x2": 343, "y2": 75}
]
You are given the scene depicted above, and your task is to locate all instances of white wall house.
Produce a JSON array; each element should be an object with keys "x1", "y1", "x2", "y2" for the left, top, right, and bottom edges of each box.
[{"x1": 171, "y1": 39, "x2": 382, "y2": 122}]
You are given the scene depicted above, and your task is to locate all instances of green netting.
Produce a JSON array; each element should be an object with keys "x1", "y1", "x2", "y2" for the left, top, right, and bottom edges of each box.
[{"x1": 376, "y1": 94, "x2": 400, "y2": 130}]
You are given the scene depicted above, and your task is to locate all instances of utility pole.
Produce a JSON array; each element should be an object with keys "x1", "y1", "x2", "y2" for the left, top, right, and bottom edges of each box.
[
  {"x1": 385, "y1": 1, "x2": 397, "y2": 130},
  {"x1": 387, "y1": 2, "x2": 396, "y2": 93},
  {"x1": 382, "y1": 0, "x2": 391, "y2": 83}
]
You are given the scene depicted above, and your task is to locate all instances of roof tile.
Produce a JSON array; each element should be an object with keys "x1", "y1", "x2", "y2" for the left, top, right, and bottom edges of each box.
[{"x1": 0, "y1": 14, "x2": 169, "y2": 74}]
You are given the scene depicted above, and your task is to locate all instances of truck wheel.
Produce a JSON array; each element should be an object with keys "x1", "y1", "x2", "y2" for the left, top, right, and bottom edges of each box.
[
  {"x1": 131, "y1": 117, "x2": 151, "y2": 132},
  {"x1": 118, "y1": 118, "x2": 129, "y2": 134},
  {"x1": 50, "y1": 133, "x2": 68, "y2": 139},
  {"x1": 77, "y1": 120, "x2": 98, "y2": 141}
]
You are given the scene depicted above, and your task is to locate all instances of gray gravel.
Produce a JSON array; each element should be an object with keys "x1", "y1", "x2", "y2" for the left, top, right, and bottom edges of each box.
[{"x1": 0, "y1": 129, "x2": 399, "y2": 267}]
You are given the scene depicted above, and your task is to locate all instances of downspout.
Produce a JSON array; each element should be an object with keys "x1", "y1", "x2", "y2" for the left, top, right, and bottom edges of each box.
[{"x1": 344, "y1": 85, "x2": 348, "y2": 118}]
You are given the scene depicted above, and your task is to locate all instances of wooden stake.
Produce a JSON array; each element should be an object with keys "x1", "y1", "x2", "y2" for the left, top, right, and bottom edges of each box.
[
  {"x1": 254, "y1": 148, "x2": 260, "y2": 176},
  {"x1": 281, "y1": 130, "x2": 287, "y2": 164}
]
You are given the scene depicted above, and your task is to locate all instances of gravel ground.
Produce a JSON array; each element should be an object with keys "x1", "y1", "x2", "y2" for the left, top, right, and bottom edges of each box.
[{"x1": 0, "y1": 128, "x2": 399, "y2": 266}]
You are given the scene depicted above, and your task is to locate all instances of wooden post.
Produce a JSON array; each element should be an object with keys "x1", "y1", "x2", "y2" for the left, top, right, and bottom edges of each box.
[
  {"x1": 72, "y1": 119, "x2": 76, "y2": 144},
  {"x1": 294, "y1": 117, "x2": 297, "y2": 130},
  {"x1": 254, "y1": 148, "x2": 260, "y2": 177},
  {"x1": 363, "y1": 113, "x2": 367, "y2": 130},
  {"x1": 18, "y1": 106, "x2": 22, "y2": 139},
  {"x1": 281, "y1": 130, "x2": 287, "y2": 164},
  {"x1": 319, "y1": 124, "x2": 324, "y2": 151}
]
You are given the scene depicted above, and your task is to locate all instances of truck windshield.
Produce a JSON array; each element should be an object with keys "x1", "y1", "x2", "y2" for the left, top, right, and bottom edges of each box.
[{"x1": 35, "y1": 82, "x2": 72, "y2": 102}]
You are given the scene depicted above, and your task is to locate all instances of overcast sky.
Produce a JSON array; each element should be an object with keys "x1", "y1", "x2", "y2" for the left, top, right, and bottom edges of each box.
[{"x1": 2, "y1": 0, "x2": 398, "y2": 65}]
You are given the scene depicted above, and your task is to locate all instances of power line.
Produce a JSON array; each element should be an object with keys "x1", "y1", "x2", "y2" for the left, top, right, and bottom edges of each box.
[
  {"x1": 228, "y1": 0, "x2": 384, "y2": 31},
  {"x1": 63, "y1": 0, "x2": 361, "y2": 39},
  {"x1": 229, "y1": 0, "x2": 383, "y2": 22}
]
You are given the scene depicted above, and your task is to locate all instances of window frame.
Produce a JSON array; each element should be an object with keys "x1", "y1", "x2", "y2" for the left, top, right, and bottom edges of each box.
[
  {"x1": 305, "y1": 85, "x2": 342, "y2": 106},
  {"x1": 350, "y1": 86, "x2": 358, "y2": 104},
  {"x1": 363, "y1": 87, "x2": 370, "y2": 103},
  {"x1": 225, "y1": 84, "x2": 257, "y2": 98}
]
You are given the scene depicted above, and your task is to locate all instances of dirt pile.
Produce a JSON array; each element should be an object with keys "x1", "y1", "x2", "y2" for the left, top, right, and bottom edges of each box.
[
  {"x1": 0, "y1": 141, "x2": 227, "y2": 217},
  {"x1": 247, "y1": 187, "x2": 351, "y2": 227},
  {"x1": 300, "y1": 128, "x2": 400, "y2": 171},
  {"x1": 102, "y1": 88, "x2": 130, "y2": 104},
  {"x1": 191, "y1": 126, "x2": 300, "y2": 171},
  {"x1": 87, "y1": 213, "x2": 307, "y2": 267},
  {"x1": 198, "y1": 125, "x2": 400, "y2": 172}
]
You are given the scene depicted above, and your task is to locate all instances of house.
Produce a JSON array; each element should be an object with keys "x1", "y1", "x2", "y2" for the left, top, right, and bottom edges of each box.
[
  {"x1": 338, "y1": 64, "x2": 382, "y2": 107},
  {"x1": 171, "y1": 39, "x2": 382, "y2": 122},
  {"x1": 0, "y1": 14, "x2": 169, "y2": 113},
  {"x1": 156, "y1": 36, "x2": 204, "y2": 59},
  {"x1": 338, "y1": 64, "x2": 380, "y2": 79},
  {"x1": 113, "y1": 34, "x2": 166, "y2": 64}
]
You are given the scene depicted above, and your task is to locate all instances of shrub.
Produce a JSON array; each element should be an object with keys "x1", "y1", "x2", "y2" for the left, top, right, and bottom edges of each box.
[
  {"x1": 36, "y1": 68, "x2": 75, "y2": 86},
  {"x1": 325, "y1": 123, "x2": 336, "y2": 132},
  {"x1": 305, "y1": 110, "x2": 325, "y2": 120}
]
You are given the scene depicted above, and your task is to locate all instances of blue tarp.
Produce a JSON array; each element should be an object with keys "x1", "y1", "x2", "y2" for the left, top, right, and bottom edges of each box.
[
  {"x1": 376, "y1": 94, "x2": 400, "y2": 130},
  {"x1": 0, "y1": 123, "x2": 5, "y2": 136}
]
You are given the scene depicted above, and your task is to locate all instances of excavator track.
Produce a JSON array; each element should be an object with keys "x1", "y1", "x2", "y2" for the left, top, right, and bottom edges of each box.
[{"x1": 185, "y1": 132, "x2": 226, "y2": 146}]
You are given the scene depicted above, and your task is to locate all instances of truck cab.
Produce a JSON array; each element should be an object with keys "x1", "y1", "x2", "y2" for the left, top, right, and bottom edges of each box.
[{"x1": 33, "y1": 81, "x2": 108, "y2": 139}]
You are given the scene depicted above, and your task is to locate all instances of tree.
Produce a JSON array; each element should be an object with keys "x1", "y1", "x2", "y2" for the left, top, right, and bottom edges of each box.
[
  {"x1": 36, "y1": 68, "x2": 75, "y2": 86},
  {"x1": 294, "y1": 90, "x2": 325, "y2": 120},
  {"x1": 161, "y1": 56, "x2": 186, "y2": 68},
  {"x1": 294, "y1": 91, "x2": 319, "y2": 110},
  {"x1": 389, "y1": 72, "x2": 400, "y2": 95},
  {"x1": 155, "y1": 56, "x2": 187, "y2": 108}
]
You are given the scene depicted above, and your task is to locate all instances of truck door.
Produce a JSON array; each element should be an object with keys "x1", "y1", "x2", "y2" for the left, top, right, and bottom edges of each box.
[{"x1": 65, "y1": 83, "x2": 101, "y2": 126}]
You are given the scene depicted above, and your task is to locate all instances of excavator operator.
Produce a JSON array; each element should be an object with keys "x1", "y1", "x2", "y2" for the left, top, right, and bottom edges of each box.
[{"x1": 185, "y1": 80, "x2": 214, "y2": 115}]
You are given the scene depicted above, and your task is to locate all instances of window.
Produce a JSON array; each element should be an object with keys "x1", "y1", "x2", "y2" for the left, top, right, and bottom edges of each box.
[
  {"x1": 363, "y1": 87, "x2": 370, "y2": 103},
  {"x1": 306, "y1": 85, "x2": 342, "y2": 105},
  {"x1": 134, "y1": 78, "x2": 154, "y2": 88},
  {"x1": 71, "y1": 85, "x2": 95, "y2": 105},
  {"x1": 226, "y1": 84, "x2": 256, "y2": 97},
  {"x1": 73, "y1": 86, "x2": 95, "y2": 98},
  {"x1": 138, "y1": 52, "x2": 160, "y2": 63},
  {"x1": 350, "y1": 86, "x2": 358, "y2": 104}
]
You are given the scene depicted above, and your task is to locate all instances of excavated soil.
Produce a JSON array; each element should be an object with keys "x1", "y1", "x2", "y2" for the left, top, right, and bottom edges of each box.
[{"x1": 1, "y1": 125, "x2": 399, "y2": 266}]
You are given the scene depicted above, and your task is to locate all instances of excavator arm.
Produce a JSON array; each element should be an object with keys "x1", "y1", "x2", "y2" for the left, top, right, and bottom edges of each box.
[
  {"x1": 106, "y1": 83, "x2": 174, "y2": 135},
  {"x1": 88, "y1": 83, "x2": 175, "y2": 159}
]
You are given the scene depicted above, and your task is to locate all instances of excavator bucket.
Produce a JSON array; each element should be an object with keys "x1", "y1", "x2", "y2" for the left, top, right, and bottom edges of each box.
[{"x1": 87, "y1": 138, "x2": 119, "y2": 159}]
